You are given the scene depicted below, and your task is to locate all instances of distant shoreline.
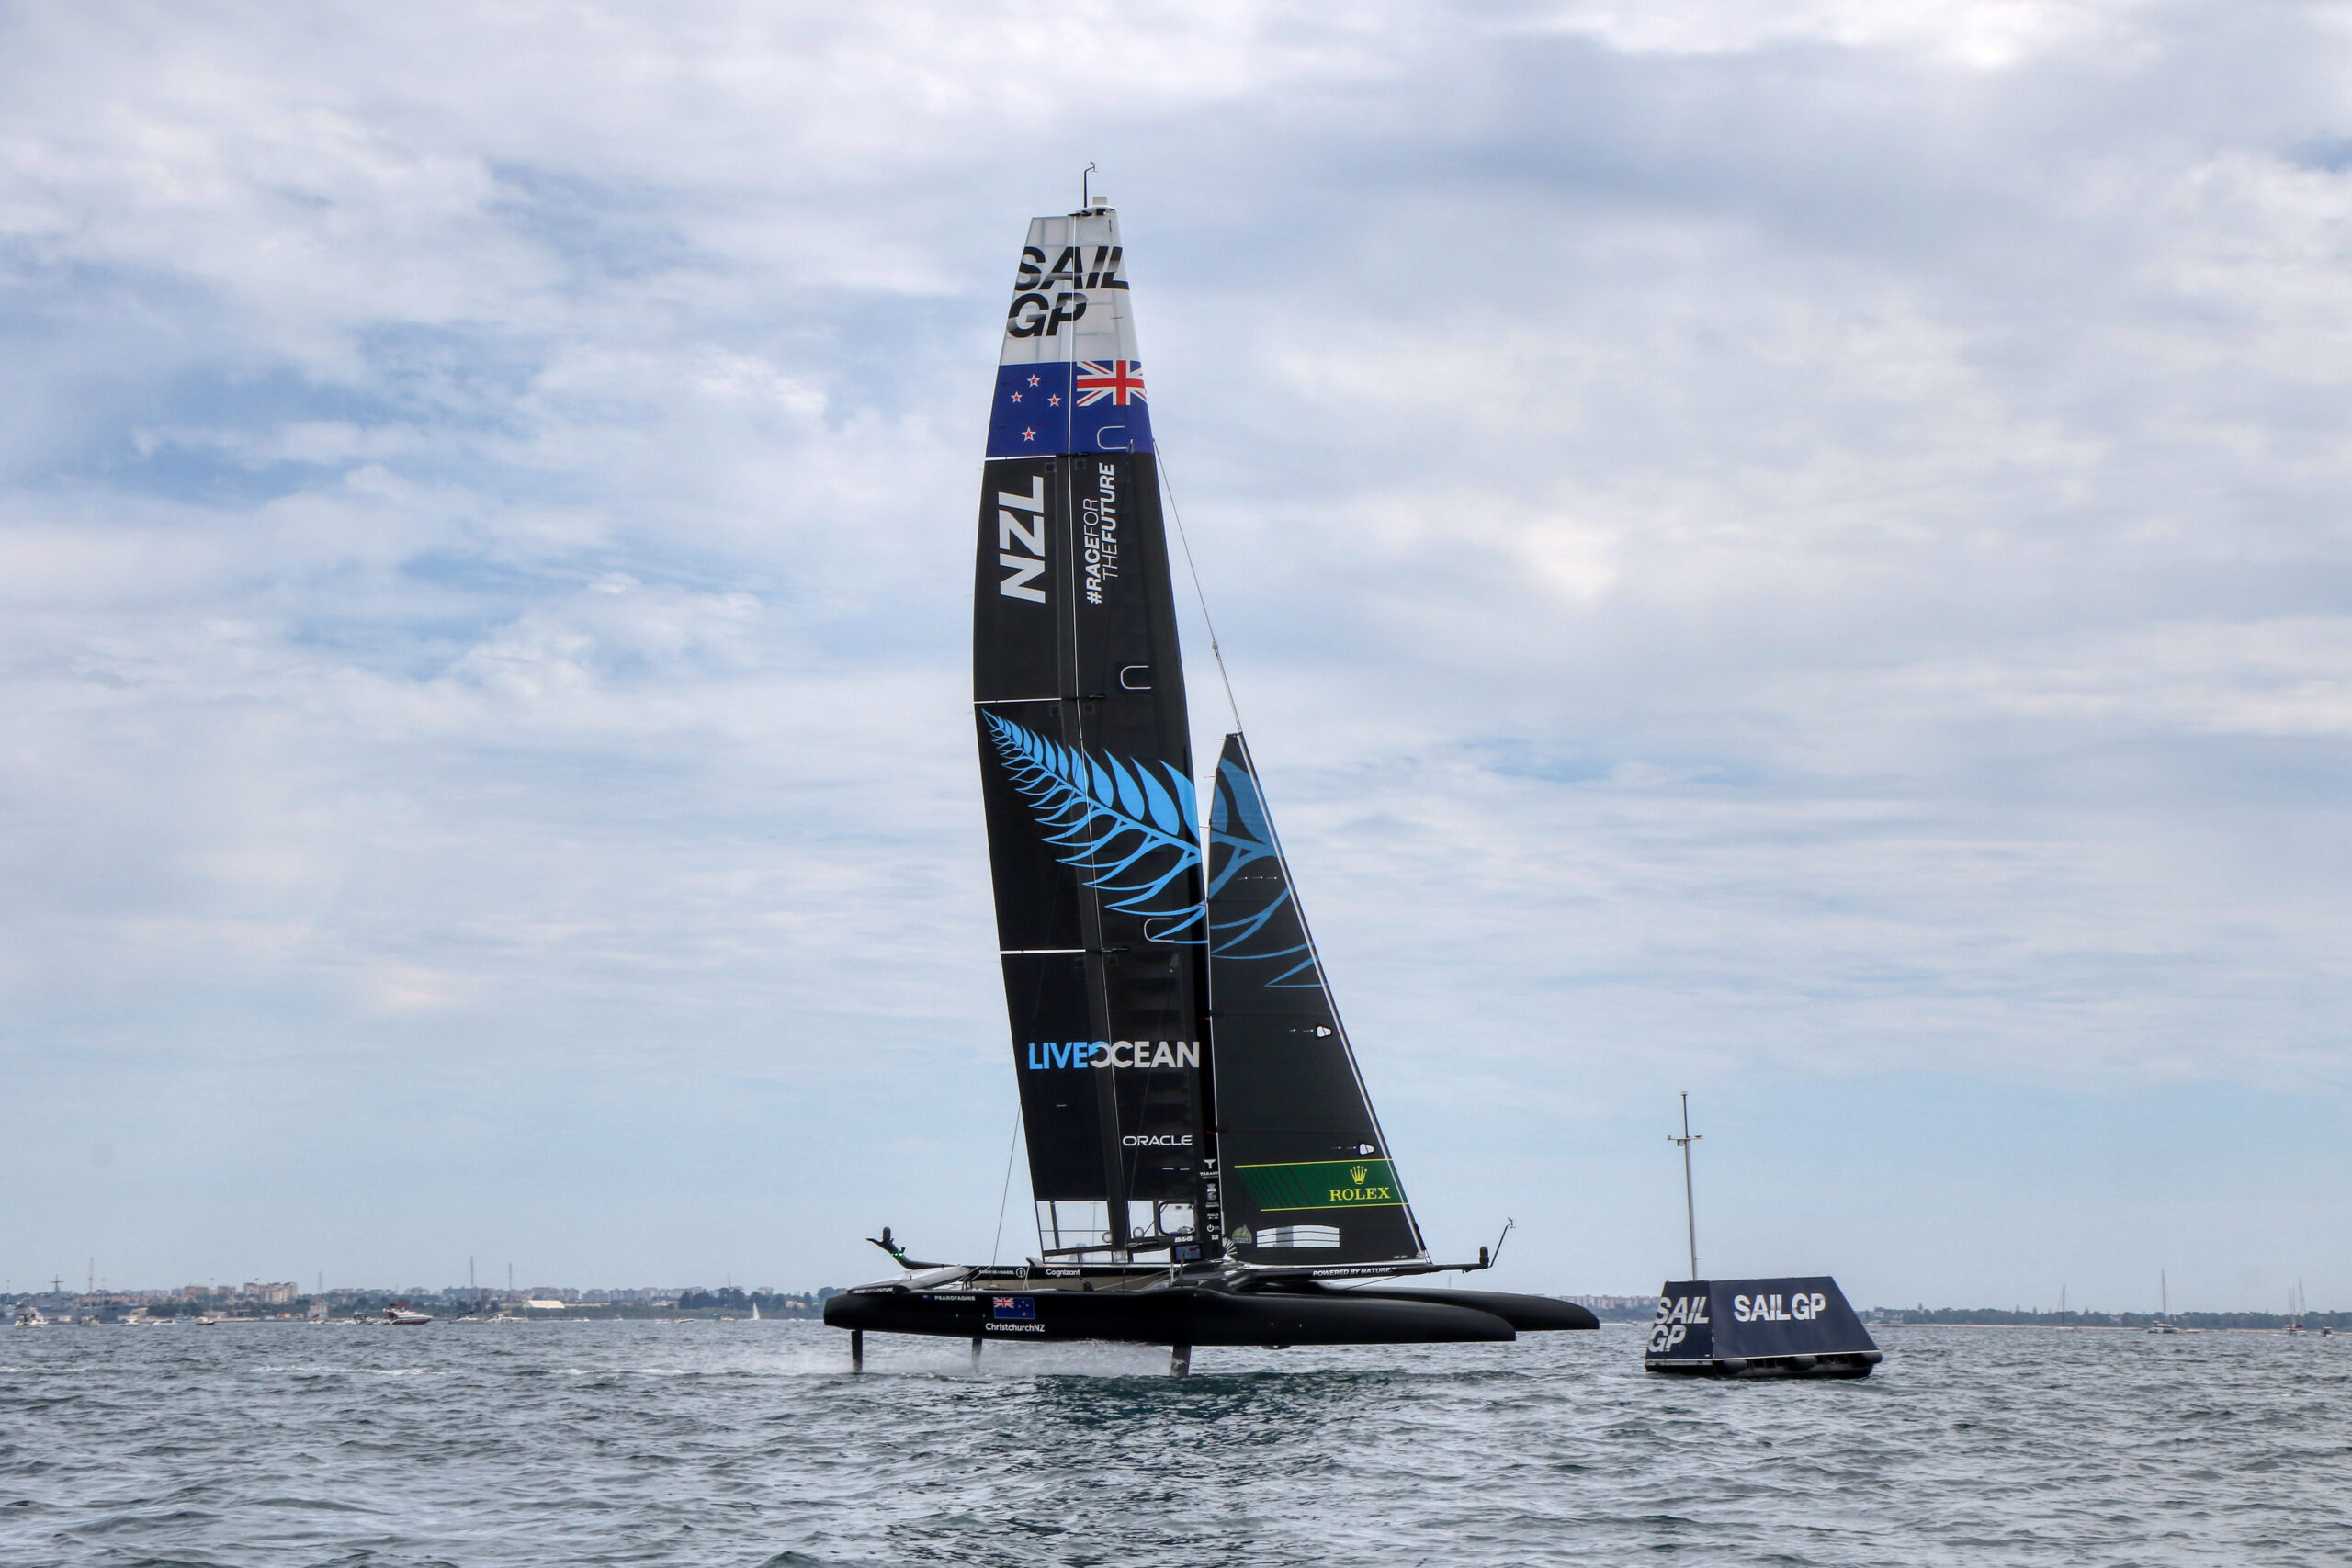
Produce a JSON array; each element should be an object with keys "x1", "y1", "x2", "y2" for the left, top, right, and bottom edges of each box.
[
  {"x1": 1876, "y1": 1321, "x2": 2338, "y2": 1335},
  {"x1": 1571, "y1": 1301, "x2": 2346, "y2": 1331}
]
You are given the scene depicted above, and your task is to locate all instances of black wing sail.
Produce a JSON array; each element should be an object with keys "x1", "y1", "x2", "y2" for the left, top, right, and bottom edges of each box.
[
  {"x1": 973, "y1": 205, "x2": 1217, "y2": 1262},
  {"x1": 1206, "y1": 735, "x2": 1426, "y2": 1267}
]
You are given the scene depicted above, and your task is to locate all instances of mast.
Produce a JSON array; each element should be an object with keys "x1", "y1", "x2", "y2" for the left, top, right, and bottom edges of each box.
[
  {"x1": 1670, "y1": 1093, "x2": 1700, "y2": 1280},
  {"x1": 973, "y1": 199, "x2": 1216, "y2": 1263}
]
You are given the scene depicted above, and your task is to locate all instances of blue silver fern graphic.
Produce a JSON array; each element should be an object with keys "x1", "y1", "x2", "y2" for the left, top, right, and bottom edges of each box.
[
  {"x1": 984, "y1": 712, "x2": 1204, "y2": 936},
  {"x1": 1208, "y1": 756, "x2": 1321, "y2": 987}
]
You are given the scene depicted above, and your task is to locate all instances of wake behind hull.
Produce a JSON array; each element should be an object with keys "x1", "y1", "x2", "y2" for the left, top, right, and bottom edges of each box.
[{"x1": 823, "y1": 1284, "x2": 1515, "y2": 1347}]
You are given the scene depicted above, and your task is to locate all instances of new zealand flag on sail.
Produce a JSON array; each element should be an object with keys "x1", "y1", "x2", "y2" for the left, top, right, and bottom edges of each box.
[{"x1": 987, "y1": 361, "x2": 1155, "y2": 457}]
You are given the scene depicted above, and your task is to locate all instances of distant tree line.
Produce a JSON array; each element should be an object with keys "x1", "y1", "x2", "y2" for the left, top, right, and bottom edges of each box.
[
  {"x1": 1567, "y1": 1299, "x2": 2352, "y2": 1330},
  {"x1": 1877, "y1": 1307, "x2": 2350, "y2": 1330},
  {"x1": 673, "y1": 1288, "x2": 823, "y2": 1316}
]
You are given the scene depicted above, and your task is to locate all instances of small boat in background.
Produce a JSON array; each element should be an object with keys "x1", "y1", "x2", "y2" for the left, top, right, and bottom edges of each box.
[{"x1": 2148, "y1": 1270, "x2": 2179, "y2": 1334}]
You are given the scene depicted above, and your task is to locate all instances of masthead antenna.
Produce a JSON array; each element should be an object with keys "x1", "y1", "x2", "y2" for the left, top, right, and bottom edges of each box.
[
  {"x1": 1669, "y1": 1092, "x2": 1701, "y2": 1280},
  {"x1": 1082, "y1": 162, "x2": 1098, "y2": 210}
]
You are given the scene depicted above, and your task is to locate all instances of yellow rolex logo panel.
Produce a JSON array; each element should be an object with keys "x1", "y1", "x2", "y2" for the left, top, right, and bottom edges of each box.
[{"x1": 1234, "y1": 1158, "x2": 1405, "y2": 1212}]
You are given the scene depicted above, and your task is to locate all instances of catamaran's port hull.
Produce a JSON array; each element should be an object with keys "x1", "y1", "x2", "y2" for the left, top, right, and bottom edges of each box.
[
  {"x1": 1646, "y1": 1351, "x2": 1882, "y2": 1380},
  {"x1": 823, "y1": 1285, "x2": 1516, "y2": 1346},
  {"x1": 1279, "y1": 1286, "x2": 1600, "y2": 1333}
]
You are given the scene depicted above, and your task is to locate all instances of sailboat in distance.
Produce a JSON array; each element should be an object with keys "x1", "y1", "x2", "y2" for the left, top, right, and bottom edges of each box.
[
  {"x1": 821, "y1": 197, "x2": 1597, "y2": 1371},
  {"x1": 2149, "y1": 1269, "x2": 2179, "y2": 1334}
]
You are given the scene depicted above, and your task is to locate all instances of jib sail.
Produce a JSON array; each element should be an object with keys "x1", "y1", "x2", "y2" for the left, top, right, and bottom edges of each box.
[
  {"x1": 1206, "y1": 735, "x2": 1427, "y2": 1267},
  {"x1": 973, "y1": 203, "x2": 1217, "y2": 1261}
]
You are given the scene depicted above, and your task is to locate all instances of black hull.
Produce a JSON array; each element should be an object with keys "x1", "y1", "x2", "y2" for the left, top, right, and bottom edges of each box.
[
  {"x1": 824, "y1": 1284, "x2": 1515, "y2": 1347},
  {"x1": 1288, "y1": 1285, "x2": 1599, "y2": 1333}
]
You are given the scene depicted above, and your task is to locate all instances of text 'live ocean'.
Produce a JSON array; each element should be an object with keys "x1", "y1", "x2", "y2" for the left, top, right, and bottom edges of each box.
[{"x1": 1024, "y1": 1040, "x2": 1200, "y2": 1070}]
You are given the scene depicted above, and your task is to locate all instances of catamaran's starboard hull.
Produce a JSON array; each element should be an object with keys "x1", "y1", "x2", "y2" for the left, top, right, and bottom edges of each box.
[{"x1": 823, "y1": 1285, "x2": 1515, "y2": 1346}]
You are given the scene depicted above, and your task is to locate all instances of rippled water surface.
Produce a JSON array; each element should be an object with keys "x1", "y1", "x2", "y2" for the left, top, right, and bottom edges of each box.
[{"x1": 4, "y1": 1319, "x2": 2348, "y2": 1566}]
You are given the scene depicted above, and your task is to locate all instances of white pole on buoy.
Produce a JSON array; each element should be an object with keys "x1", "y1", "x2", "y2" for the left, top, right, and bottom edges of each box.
[{"x1": 1670, "y1": 1093, "x2": 1701, "y2": 1281}]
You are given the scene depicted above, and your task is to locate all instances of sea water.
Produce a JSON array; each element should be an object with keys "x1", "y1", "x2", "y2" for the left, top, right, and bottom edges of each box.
[{"x1": 3, "y1": 1319, "x2": 2346, "y2": 1566}]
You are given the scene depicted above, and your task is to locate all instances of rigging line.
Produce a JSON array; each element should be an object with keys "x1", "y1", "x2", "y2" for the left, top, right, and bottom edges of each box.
[
  {"x1": 989, "y1": 1101, "x2": 1023, "y2": 1267},
  {"x1": 1155, "y1": 447, "x2": 1246, "y2": 736}
]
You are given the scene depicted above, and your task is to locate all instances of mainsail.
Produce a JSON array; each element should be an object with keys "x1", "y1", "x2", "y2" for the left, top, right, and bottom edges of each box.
[
  {"x1": 1205, "y1": 736, "x2": 1426, "y2": 1267},
  {"x1": 972, "y1": 203, "x2": 1217, "y2": 1261}
]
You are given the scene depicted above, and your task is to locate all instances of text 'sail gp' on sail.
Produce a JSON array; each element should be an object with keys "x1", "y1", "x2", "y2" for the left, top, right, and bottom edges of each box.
[
  {"x1": 970, "y1": 206, "x2": 1215, "y2": 1260},
  {"x1": 1207, "y1": 735, "x2": 1428, "y2": 1269}
]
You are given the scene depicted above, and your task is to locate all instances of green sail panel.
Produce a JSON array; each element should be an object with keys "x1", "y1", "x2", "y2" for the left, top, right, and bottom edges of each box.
[{"x1": 1234, "y1": 1158, "x2": 1407, "y2": 1212}]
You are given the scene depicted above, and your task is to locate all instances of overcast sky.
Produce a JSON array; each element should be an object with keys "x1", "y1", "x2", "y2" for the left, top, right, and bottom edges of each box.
[{"x1": 5, "y1": 0, "x2": 2350, "y2": 1312}]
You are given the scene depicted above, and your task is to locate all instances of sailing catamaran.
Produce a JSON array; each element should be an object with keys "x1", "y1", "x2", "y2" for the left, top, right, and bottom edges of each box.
[{"x1": 821, "y1": 198, "x2": 1595, "y2": 1371}]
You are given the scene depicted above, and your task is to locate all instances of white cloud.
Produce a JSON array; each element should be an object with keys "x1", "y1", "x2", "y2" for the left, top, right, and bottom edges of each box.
[{"x1": 1518, "y1": 0, "x2": 2140, "y2": 67}]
